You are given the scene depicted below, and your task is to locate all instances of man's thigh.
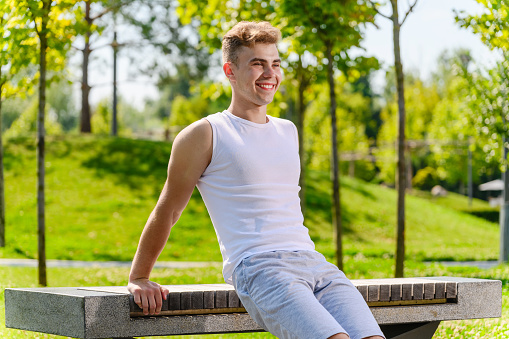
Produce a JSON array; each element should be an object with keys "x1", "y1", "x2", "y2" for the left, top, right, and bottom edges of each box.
[
  {"x1": 232, "y1": 251, "x2": 347, "y2": 339},
  {"x1": 232, "y1": 251, "x2": 385, "y2": 339},
  {"x1": 313, "y1": 260, "x2": 384, "y2": 339}
]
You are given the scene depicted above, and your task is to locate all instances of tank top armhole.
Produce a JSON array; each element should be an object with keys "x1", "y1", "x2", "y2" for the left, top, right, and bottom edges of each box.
[
  {"x1": 291, "y1": 121, "x2": 299, "y2": 149},
  {"x1": 203, "y1": 116, "x2": 218, "y2": 169}
]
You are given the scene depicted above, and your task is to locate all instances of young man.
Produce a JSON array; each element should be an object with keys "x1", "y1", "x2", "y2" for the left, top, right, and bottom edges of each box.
[{"x1": 127, "y1": 21, "x2": 385, "y2": 339}]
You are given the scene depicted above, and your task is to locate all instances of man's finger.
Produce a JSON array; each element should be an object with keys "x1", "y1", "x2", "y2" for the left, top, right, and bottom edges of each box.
[
  {"x1": 154, "y1": 290, "x2": 163, "y2": 315},
  {"x1": 148, "y1": 292, "x2": 157, "y2": 315},
  {"x1": 133, "y1": 290, "x2": 142, "y2": 308},
  {"x1": 161, "y1": 286, "x2": 170, "y2": 300},
  {"x1": 141, "y1": 294, "x2": 149, "y2": 315}
]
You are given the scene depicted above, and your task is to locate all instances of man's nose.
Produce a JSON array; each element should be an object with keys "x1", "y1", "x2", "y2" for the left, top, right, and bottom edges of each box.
[{"x1": 263, "y1": 66, "x2": 275, "y2": 77}]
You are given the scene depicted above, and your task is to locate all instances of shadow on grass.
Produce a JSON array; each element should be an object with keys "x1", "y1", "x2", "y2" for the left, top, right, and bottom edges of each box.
[
  {"x1": 305, "y1": 171, "x2": 364, "y2": 237},
  {"x1": 466, "y1": 210, "x2": 500, "y2": 223},
  {"x1": 80, "y1": 137, "x2": 172, "y2": 198}
]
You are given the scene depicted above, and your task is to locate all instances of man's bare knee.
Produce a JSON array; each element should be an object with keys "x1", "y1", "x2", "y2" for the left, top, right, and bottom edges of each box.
[
  {"x1": 327, "y1": 333, "x2": 349, "y2": 339},
  {"x1": 328, "y1": 333, "x2": 384, "y2": 339}
]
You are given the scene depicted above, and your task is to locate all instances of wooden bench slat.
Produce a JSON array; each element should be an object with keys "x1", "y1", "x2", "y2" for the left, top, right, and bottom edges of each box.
[
  {"x1": 169, "y1": 292, "x2": 181, "y2": 310},
  {"x1": 390, "y1": 284, "x2": 402, "y2": 301},
  {"x1": 191, "y1": 291, "x2": 204, "y2": 309},
  {"x1": 424, "y1": 283, "x2": 435, "y2": 300},
  {"x1": 215, "y1": 290, "x2": 228, "y2": 308},
  {"x1": 228, "y1": 290, "x2": 240, "y2": 307},
  {"x1": 413, "y1": 283, "x2": 424, "y2": 300},
  {"x1": 446, "y1": 282, "x2": 457, "y2": 299},
  {"x1": 204, "y1": 291, "x2": 215, "y2": 309},
  {"x1": 402, "y1": 283, "x2": 412, "y2": 300},
  {"x1": 434, "y1": 282, "x2": 445, "y2": 299},
  {"x1": 379, "y1": 284, "x2": 390, "y2": 302},
  {"x1": 181, "y1": 291, "x2": 192, "y2": 310},
  {"x1": 368, "y1": 285, "x2": 379, "y2": 302},
  {"x1": 357, "y1": 285, "x2": 368, "y2": 301}
]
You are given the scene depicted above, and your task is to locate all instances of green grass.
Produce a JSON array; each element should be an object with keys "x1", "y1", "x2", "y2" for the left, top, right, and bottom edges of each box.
[
  {"x1": 1, "y1": 135, "x2": 499, "y2": 265},
  {"x1": 2, "y1": 135, "x2": 220, "y2": 262},
  {"x1": 0, "y1": 135, "x2": 506, "y2": 337}
]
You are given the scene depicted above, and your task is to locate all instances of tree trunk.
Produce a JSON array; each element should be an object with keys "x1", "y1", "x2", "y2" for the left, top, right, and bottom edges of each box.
[
  {"x1": 0, "y1": 79, "x2": 5, "y2": 248},
  {"x1": 326, "y1": 42, "x2": 343, "y2": 270},
  {"x1": 81, "y1": 1, "x2": 92, "y2": 133},
  {"x1": 296, "y1": 55, "x2": 307, "y2": 218},
  {"x1": 500, "y1": 137, "x2": 509, "y2": 262},
  {"x1": 37, "y1": 1, "x2": 50, "y2": 287},
  {"x1": 38, "y1": 38, "x2": 48, "y2": 287},
  {"x1": 112, "y1": 31, "x2": 118, "y2": 136},
  {"x1": 392, "y1": 0, "x2": 407, "y2": 278}
]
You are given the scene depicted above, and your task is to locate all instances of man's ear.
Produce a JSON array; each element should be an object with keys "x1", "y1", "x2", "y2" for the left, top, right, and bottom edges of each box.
[{"x1": 223, "y1": 62, "x2": 235, "y2": 80}]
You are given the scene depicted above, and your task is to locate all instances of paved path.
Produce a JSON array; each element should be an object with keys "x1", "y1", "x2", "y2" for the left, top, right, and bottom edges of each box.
[
  {"x1": 0, "y1": 258, "x2": 221, "y2": 268},
  {"x1": 429, "y1": 261, "x2": 500, "y2": 269},
  {"x1": 0, "y1": 259, "x2": 500, "y2": 269}
]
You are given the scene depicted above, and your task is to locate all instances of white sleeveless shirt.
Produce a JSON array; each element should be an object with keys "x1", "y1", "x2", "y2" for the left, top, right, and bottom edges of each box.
[{"x1": 196, "y1": 110, "x2": 316, "y2": 284}]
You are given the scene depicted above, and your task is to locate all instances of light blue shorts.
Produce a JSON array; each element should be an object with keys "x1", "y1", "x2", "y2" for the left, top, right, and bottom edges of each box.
[{"x1": 232, "y1": 251, "x2": 385, "y2": 339}]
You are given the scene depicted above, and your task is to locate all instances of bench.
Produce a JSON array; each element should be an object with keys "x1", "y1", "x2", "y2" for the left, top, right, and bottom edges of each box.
[{"x1": 5, "y1": 276, "x2": 501, "y2": 339}]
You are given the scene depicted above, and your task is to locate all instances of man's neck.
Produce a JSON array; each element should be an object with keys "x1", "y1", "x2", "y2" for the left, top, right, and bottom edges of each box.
[{"x1": 227, "y1": 101, "x2": 268, "y2": 124}]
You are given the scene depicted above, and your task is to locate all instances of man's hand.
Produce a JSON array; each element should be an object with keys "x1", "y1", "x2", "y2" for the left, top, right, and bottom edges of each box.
[{"x1": 127, "y1": 278, "x2": 170, "y2": 315}]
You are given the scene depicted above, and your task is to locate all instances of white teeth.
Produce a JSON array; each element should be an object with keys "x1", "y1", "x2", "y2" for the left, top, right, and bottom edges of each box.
[{"x1": 258, "y1": 84, "x2": 274, "y2": 89}]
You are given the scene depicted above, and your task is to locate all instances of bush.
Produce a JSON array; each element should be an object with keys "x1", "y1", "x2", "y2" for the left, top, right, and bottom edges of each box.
[{"x1": 412, "y1": 166, "x2": 439, "y2": 190}]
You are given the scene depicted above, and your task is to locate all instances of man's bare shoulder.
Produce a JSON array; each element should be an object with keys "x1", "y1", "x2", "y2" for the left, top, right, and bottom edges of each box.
[
  {"x1": 173, "y1": 119, "x2": 212, "y2": 149},
  {"x1": 170, "y1": 119, "x2": 212, "y2": 171}
]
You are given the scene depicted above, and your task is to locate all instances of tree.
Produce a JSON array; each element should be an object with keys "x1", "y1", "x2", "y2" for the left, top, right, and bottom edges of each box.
[
  {"x1": 18, "y1": 0, "x2": 77, "y2": 286},
  {"x1": 456, "y1": 0, "x2": 509, "y2": 261},
  {"x1": 367, "y1": 0, "x2": 419, "y2": 277},
  {"x1": 74, "y1": 0, "x2": 126, "y2": 133},
  {"x1": 279, "y1": 34, "x2": 320, "y2": 215},
  {"x1": 280, "y1": 0, "x2": 377, "y2": 269},
  {"x1": 0, "y1": 0, "x2": 38, "y2": 247}
]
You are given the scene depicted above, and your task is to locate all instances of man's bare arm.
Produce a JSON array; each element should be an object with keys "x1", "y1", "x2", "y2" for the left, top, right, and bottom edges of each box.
[{"x1": 127, "y1": 119, "x2": 212, "y2": 315}]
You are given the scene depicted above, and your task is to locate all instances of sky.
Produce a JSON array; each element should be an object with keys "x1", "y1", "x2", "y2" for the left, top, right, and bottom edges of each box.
[{"x1": 87, "y1": 0, "x2": 500, "y2": 110}]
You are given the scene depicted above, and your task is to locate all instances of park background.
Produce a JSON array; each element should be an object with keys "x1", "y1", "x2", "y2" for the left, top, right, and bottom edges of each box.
[{"x1": 1, "y1": 0, "x2": 509, "y2": 337}]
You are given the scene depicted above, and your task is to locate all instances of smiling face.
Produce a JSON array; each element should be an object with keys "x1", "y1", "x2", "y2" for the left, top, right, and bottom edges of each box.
[{"x1": 224, "y1": 43, "x2": 282, "y2": 110}]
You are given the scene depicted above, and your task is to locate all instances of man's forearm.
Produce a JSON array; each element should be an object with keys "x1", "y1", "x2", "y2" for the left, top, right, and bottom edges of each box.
[{"x1": 129, "y1": 210, "x2": 176, "y2": 281}]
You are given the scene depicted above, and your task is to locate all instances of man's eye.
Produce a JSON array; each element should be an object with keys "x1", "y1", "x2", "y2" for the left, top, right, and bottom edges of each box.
[{"x1": 273, "y1": 64, "x2": 280, "y2": 67}]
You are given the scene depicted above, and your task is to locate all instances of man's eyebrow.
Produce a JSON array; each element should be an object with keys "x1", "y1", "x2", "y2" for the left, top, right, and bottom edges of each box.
[{"x1": 249, "y1": 58, "x2": 282, "y2": 63}]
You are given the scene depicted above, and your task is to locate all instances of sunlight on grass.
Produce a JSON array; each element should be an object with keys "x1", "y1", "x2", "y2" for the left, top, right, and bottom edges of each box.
[{"x1": 1, "y1": 135, "x2": 506, "y2": 338}]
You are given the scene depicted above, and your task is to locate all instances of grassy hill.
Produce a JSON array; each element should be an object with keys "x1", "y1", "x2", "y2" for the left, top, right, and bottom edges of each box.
[{"x1": 1, "y1": 135, "x2": 499, "y2": 268}]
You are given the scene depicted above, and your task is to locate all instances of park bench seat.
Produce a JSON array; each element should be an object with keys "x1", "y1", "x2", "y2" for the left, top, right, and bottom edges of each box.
[{"x1": 5, "y1": 276, "x2": 502, "y2": 339}]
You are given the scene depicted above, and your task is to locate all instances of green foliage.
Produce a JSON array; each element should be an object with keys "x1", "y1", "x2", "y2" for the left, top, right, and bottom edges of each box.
[
  {"x1": 4, "y1": 99, "x2": 63, "y2": 138},
  {"x1": 376, "y1": 70, "x2": 441, "y2": 184},
  {"x1": 45, "y1": 79, "x2": 79, "y2": 131},
  {"x1": 91, "y1": 97, "x2": 150, "y2": 137},
  {"x1": 169, "y1": 95, "x2": 208, "y2": 127},
  {"x1": 0, "y1": 0, "x2": 38, "y2": 103},
  {"x1": 1, "y1": 97, "x2": 33, "y2": 132},
  {"x1": 425, "y1": 50, "x2": 498, "y2": 185},
  {"x1": 412, "y1": 166, "x2": 439, "y2": 190},
  {"x1": 456, "y1": 0, "x2": 509, "y2": 168},
  {"x1": 304, "y1": 79, "x2": 373, "y2": 173},
  {"x1": 456, "y1": 0, "x2": 509, "y2": 53},
  {"x1": 16, "y1": 0, "x2": 79, "y2": 75}
]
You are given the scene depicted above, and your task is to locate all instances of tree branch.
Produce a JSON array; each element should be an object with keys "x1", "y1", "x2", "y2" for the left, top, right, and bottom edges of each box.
[
  {"x1": 367, "y1": 0, "x2": 392, "y2": 21},
  {"x1": 401, "y1": 0, "x2": 419, "y2": 26}
]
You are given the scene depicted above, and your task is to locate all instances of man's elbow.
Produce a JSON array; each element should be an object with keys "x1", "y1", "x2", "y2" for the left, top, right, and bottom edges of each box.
[{"x1": 170, "y1": 210, "x2": 183, "y2": 228}]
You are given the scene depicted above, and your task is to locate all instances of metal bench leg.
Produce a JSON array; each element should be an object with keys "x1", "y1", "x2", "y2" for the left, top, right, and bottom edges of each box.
[{"x1": 380, "y1": 321, "x2": 441, "y2": 339}]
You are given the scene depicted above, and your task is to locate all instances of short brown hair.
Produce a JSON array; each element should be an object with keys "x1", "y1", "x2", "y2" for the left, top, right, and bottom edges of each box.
[{"x1": 222, "y1": 21, "x2": 281, "y2": 65}]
